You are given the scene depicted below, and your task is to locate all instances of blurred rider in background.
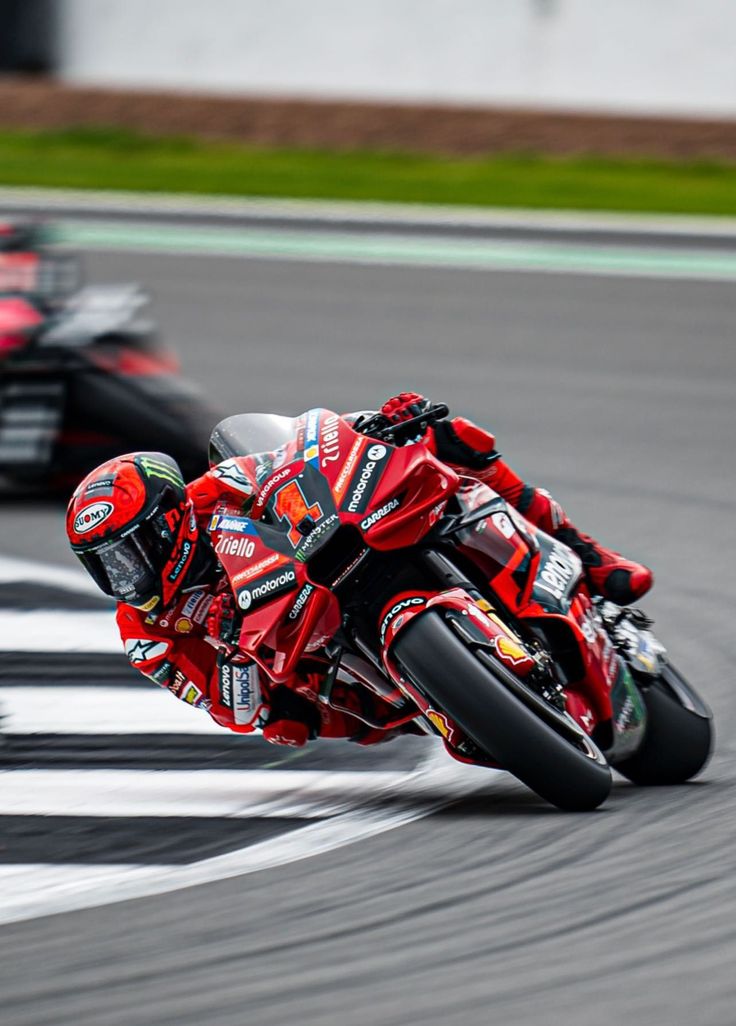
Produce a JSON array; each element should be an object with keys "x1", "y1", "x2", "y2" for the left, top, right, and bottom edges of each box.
[{"x1": 66, "y1": 392, "x2": 652, "y2": 749}]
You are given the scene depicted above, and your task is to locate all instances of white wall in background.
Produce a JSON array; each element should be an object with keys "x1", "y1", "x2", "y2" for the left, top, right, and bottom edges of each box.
[{"x1": 59, "y1": 0, "x2": 736, "y2": 117}]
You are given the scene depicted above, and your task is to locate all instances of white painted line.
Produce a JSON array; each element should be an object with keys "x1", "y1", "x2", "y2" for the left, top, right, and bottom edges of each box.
[
  {"x1": 0, "y1": 767, "x2": 412, "y2": 819},
  {"x1": 0, "y1": 552, "x2": 122, "y2": 653},
  {"x1": 0, "y1": 553, "x2": 103, "y2": 598},
  {"x1": 0, "y1": 611, "x2": 120, "y2": 653},
  {"x1": 0, "y1": 747, "x2": 502, "y2": 926},
  {"x1": 3, "y1": 185, "x2": 736, "y2": 238},
  {"x1": 0, "y1": 548, "x2": 506, "y2": 929},
  {"x1": 2, "y1": 685, "x2": 224, "y2": 735}
]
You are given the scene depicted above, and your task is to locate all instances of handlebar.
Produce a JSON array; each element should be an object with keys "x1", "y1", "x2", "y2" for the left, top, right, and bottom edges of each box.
[{"x1": 357, "y1": 402, "x2": 450, "y2": 445}]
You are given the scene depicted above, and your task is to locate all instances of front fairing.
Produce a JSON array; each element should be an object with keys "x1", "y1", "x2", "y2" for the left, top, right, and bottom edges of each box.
[{"x1": 209, "y1": 408, "x2": 458, "y2": 678}]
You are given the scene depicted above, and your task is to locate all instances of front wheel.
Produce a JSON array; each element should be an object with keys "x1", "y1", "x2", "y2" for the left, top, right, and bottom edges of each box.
[{"x1": 393, "y1": 611, "x2": 611, "y2": 811}]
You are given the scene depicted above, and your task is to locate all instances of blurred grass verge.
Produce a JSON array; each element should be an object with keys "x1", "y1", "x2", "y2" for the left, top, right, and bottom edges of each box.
[{"x1": 2, "y1": 127, "x2": 736, "y2": 216}]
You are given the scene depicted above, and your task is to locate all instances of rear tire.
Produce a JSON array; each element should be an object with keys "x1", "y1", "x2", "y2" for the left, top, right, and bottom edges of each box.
[
  {"x1": 614, "y1": 664, "x2": 713, "y2": 785},
  {"x1": 394, "y1": 611, "x2": 611, "y2": 811}
]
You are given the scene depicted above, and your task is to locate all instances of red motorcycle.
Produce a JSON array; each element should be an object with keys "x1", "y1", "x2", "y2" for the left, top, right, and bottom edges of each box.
[{"x1": 207, "y1": 404, "x2": 713, "y2": 811}]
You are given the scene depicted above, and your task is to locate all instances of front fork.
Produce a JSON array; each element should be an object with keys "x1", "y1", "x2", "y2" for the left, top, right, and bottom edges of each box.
[{"x1": 377, "y1": 554, "x2": 539, "y2": 752}]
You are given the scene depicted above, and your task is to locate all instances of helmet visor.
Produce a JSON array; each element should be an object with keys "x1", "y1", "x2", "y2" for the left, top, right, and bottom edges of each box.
[{"x1": 79, "y1": 527, "x2": 164, "y2": 605}]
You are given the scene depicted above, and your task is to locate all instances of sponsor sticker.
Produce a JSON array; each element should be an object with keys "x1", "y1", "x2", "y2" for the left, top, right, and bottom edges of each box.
[
  {"x1": 209, "y1": 513, "x2": 258, "y2": 535},
  {"x1": 167, "y1": 540, "x2": 192, "y2": 583},
  {"x1": 175, "y1": 617, "x2": 193, "y2": 634},
  {"x1": 303, "y1": 408, "x2": 321, "y2": 466},
  {"x1": 148, "y1": 660, "x2": 173, "y2": 686},
  {"x1": 138, "y1": 455, "x2": 184, "y2": 488},
  {"x1": 319, "y1": 413, "x2": 342, "y2": 468},
  {"x1": 215, "y1": 534, "x2": 257, "y2": 560},
  {"x1": 181, "y1": 683, "x2": 204, "y2": 706},
  {"x1": 73, "y1": 501, "x2": 114, "y2": 535},
  {"x1": 233, "y1": 663, "x2": 264, "y2": 726},
  {"x1": 491, "y1": 511, "x2": 515, "y2": 539},
  {"x1": 232, "y1": 552, "x2": 281, "y2": 585},
  {"x1": 296, "y1": 513, "x2": 339, "y2": 561},
  {"x1": 427, "y1": 709, "x2": 456, "y2": 742},
  {"x1": 83, "y1": 477, "x2": 115, "y2": 497},
  {"x1": 494, "y1": 635, "x2": 529, "y2": 667},
  {"x1": 334, "y1": 437, "x2": 364, "y2": 497},
  {"x1": 379, "y1": 595, "x2": 426, "y2": 645},
  {"x1": 361, "y1": 497, "x2": 400, "y2": 532},
  {"x1": 255, "y1": 466, "x2": 291, "y2": 508},
  {"x1": 180, "y1": 590, "x2": 213, "y2": 624},
  {"x1": 191, "y1": 592, "x2": 214, "y2": 624},
  {"x1": 342, "y1": 445, "x2": 390, "y2": 514},
  {"x1": 219, "y1": 661, "x2": 233, "y2": 708},
  {"x1": 237, "y1": 565, "x2": 297, "y2": 611},
  {"x1": 181, "y1": 592, "x2": 201, "y2": 618},
  {"x1": 125, "y1": 638, "x2": 169, "y2": 665},
  {"x1": 212, "y1": 459, "x2": 255, "y2": 496},
  {"x1": 536, "y1": 543, "x2": 580, "y2": 602},
  {"x1": 288, "y1": 583, "x2": 314, "y2": 621}
]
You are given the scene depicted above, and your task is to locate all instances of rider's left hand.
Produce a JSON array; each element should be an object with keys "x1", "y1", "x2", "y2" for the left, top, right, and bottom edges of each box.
[{"x1": 380, "y1": 392, "x2": 432, "y2": 424}]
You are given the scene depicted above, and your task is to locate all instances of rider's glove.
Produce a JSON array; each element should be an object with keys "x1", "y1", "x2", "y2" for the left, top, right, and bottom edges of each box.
[
  {"x1": 262, "y1": 684, "x2": 321, "y2": 747},
  {"x1": 206, "y1": 591, "x2": 239, "y2": 649},
  {"x1": 380, "y1": 392, "x2": 432, "y2": 425},
  {"x1": 431, "y1": 418, "x2": 499, "y2": 471}
]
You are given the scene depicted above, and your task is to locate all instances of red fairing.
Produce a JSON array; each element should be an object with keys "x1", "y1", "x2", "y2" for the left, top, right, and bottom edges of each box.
[
  {"x1": 0, "y1": 295, "x2": 43, "y2": 355},
  {"x1": 208, "y1": 411, "x2": 460, "y2": 682}
]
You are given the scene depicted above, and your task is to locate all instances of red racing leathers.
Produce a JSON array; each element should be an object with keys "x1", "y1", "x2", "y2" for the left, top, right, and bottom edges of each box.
[{"x1": 115, "y1": 405, "x2": 652, "y2": 746}]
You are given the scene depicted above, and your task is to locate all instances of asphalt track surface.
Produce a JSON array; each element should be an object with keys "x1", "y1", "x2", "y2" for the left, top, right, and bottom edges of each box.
[{"x1": 1, "y1": 236, "x2": 736, "y2": 1025}]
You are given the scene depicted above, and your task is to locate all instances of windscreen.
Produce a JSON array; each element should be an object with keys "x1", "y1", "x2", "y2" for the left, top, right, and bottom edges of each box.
[{"x1": 209, "y1": 413, "x2": 298, "y2": 465}]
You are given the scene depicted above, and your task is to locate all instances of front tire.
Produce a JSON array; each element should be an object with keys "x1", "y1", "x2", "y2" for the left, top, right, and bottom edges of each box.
[{"x1": 393, "y1": 611, "x2": 611, "y2": 811}]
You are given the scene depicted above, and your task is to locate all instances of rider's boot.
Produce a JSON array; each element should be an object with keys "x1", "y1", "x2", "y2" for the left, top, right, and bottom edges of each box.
[{"x1": 520, "y1": 488, "x2": 653, "y2": 605}]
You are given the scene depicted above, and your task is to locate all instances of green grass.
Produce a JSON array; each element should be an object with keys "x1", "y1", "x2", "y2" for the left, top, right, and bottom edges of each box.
[{"x1": 2, "y1": 127, "x2": 736, "y2": 215}]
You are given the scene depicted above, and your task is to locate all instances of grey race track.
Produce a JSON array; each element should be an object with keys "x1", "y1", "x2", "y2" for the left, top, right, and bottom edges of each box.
[{"x1": 1, "y1": 246, "x2": 735, "y2": 1026}]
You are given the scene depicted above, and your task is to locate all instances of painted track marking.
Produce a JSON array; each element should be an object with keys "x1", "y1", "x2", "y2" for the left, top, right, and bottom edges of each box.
[
  {"x1": 51, "y1": 220, "x2": 736, "y2": 283},
  {"x1": 0, "y1": 553, "x2": 503, "y2": 927}
]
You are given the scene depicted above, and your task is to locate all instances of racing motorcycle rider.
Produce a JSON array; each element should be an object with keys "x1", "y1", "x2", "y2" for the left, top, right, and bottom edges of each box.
[{"x1": 66, "y1": 393, "x2": 652, "y2": 748}]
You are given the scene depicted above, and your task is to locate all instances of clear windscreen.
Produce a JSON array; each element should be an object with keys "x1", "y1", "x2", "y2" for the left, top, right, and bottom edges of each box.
[{"x1": 209, "y1": 413, "x2": 299, "y2": 465}]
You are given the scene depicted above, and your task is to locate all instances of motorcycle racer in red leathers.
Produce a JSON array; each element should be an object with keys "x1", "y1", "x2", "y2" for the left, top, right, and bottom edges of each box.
[{"x1": 66, "y1": 393, "x2": 652, "y2": 748}]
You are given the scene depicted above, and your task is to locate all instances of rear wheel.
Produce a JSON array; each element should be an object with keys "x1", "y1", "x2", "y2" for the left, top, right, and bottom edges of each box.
[
  {"x1": 614, "y1": 663, "x2": 713, "y2": 785},
  {"x1": 393, "y1": 611, "x2": 611, "y2": 811}
]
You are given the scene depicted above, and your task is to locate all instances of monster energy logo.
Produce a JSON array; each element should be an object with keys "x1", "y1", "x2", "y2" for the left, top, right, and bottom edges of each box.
[{"x1": 138, "y1": 456, "x2": 184, "y2": 488}]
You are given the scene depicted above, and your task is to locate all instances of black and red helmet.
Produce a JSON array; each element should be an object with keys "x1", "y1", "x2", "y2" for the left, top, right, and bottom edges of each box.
[{"x1": 66, "y1": 452, "x2": 198, "y2": 611}]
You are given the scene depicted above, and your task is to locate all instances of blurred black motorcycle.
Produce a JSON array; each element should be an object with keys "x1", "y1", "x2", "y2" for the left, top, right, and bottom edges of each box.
[{"x1": 0, "y1": 220, "x2": 218, "y2": 494}]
